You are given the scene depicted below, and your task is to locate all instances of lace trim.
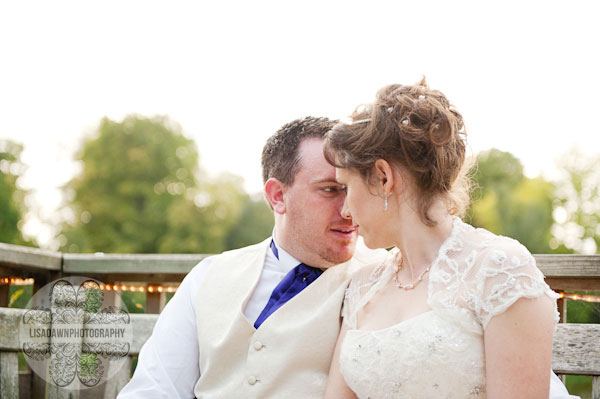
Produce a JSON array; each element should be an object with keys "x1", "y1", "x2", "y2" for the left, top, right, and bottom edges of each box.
[
  {"x1": 343, "y1": 217, "x2": 559, "y2": 331},
  {"x1": 475, "y1": 249, "x2": 560, "y2": 328},
  {"x1": 343, "y1": 256, "x2": 392, "y2": 329},
  {"x1": 344, "y1": 217, "x2": 467, "y2": 329}
]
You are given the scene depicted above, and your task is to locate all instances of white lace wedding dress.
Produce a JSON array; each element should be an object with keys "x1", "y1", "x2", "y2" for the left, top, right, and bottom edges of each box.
[{"x1": 339, "y1": 217, "x2": 560, "y2": 399}]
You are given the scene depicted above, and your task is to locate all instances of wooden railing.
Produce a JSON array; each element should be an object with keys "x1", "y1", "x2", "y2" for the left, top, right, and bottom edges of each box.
[
  {"x1": 0, "y1": 242, "x2": 209, "y2": 314},
  {"x1": 0, "y1": 242, "x2": 599, "y2": 398}
]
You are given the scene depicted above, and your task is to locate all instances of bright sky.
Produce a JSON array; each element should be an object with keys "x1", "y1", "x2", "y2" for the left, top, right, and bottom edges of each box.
[{"x1": 1, "y1": 1, "x2": 598, "y2": 248}]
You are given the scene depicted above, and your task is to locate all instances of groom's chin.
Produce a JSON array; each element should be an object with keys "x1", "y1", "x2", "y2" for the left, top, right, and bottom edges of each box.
[{"x1": 319, "y1": 242, "x2": 357, "y2": 267}]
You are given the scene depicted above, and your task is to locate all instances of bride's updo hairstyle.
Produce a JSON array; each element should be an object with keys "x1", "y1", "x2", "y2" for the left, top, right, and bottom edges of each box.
[{"x1": 324, "y1": 78, "x2": 472, "y2": 226}]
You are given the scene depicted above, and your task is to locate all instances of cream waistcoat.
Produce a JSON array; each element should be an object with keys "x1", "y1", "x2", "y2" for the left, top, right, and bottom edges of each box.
[{"x1": 193, "y1": 238, "x2": 384, "y2": 399}]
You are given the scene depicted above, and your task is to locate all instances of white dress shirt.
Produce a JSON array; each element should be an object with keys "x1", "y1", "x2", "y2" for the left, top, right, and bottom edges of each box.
[
  {"x1": 118, "y1": 237, "x2": 301, "y2": 399},
  {"x1": 117, "y1": 236, "x2": 577, "y2": 399}
]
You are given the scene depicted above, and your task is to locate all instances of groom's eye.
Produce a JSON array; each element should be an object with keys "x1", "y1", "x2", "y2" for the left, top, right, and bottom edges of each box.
[{"x1": 322, "y1": 185, "x2": 345, "y2": 193}]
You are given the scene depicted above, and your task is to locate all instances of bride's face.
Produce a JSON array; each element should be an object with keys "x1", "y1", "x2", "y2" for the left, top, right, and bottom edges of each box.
[{"x1": 335, "y1": 167, "x2": 390, "y2": 249}]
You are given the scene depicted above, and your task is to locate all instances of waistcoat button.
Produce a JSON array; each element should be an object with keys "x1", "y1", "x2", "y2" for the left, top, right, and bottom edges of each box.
[
  {"x1": 248, "y1": 376, "x2": 257, "y2": 385},
  {"x1": 253, "y1": 341, "x2": 263, "y2": 350}
]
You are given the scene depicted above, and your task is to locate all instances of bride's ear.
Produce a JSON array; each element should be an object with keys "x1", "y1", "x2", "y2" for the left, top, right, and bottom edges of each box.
[{"x1": 373, "y1": 159, "x2": 395, "y2": 198}]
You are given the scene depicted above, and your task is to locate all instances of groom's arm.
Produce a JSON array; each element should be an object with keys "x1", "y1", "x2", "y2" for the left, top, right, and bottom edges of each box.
[{"x1": 117, "y1": 257, "x2": 215, "y2": 399}]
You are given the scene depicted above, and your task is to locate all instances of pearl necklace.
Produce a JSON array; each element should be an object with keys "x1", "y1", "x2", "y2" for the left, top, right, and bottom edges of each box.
[{"x1": 391, "y1": 253, "x2": 431, "y2": 290}]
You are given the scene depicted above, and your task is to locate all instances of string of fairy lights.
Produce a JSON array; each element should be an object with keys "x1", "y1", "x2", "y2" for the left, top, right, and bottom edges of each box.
[
  {"x1": 557, "y1": 291, "x2": 600, "y2": 303},
  {"x1": 0, "y1": 277, "x2": 178, "y2": 293},
  {"x1": 1, "y1": 277, "x2": 599, "y2": 302}
]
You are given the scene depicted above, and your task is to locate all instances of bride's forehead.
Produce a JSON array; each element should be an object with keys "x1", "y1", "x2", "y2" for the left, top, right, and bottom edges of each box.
[
  {"x1": 336, "y1": 167, "x2": 360, "y2": 181},
  {"x1": 335, "y1": 168, "x2": 348, "y2": 178}
]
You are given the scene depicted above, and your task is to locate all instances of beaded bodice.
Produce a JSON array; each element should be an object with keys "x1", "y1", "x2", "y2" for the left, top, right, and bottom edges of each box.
[{"x1": 339, "y1": 217, "x2": 558, "y2": 399}]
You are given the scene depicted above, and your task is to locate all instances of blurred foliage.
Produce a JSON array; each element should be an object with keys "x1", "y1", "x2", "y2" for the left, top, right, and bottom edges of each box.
[
  {"x1": 120, "y1": 290, "x2": 179, "y2": 314},
  {"x1": 83, "y1": 287, "x2": 103, "y2": 313},
  {"x1": 551, "y1": 148, "x2": 600, "y2": 255},
  {"x1": 158, "y1": 172, "x2": 247, "y2": 253},
  {"x1": 59, "y1": 115, "x2": 202, "y2": 253},
  {"x1": 0, "y1": 140, "x2": 34, "y2": 246},
  {"x1": 225, "y1": 193, "x2": 274, "y2": 250},
  {"x1": 565, "y1": 375, "x2": 593, "y2": 399},
  {"x1": 18, "y1": 352, "x2": 27, "y2": 372},
  {"x1": 8, "y1": 285, "x2": 33, "y2": 308},
  {"x1": 79, "y1": 353, "x2": 100, "y2": 378},
  {"x1": 58, "y1": 115, "x2": 273, "y2": 254},
  {"x1": 566, "y1": 291, "x2": 600, "y2": 324},
  {"x1": 469, "y1": 149, "x2": 557, "y2": 254},
  {"x1": 121, "y1": 291, "x2": 146, "y2": 313}
]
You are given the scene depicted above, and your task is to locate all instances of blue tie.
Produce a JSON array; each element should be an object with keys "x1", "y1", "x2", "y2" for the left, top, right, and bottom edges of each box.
[{"x1": 253, "y1": 241, "x2": 323, "y2": 329}]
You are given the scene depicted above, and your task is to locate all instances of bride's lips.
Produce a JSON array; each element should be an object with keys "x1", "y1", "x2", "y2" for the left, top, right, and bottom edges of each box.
[{"x1": 330, "y1": 225, "x2": 358, "y2": 239}]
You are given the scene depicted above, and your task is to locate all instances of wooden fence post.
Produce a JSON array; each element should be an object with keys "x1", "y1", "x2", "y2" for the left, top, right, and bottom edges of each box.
[
  {"x1": 0, "y1": 284, "x2": 9, "y2": 308},
  {"x1": 557, "y1": 297, "x2": 567, "y2": 323},
  {"x1": 145, "y1": 289, "x2": 166, "y2": 314},
  {"x1": 0, "y1": 351, "x2": 19, "y2": 399}
]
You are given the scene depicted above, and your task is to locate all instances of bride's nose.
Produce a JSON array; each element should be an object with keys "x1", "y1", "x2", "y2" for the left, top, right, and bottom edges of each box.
[{"x1": 340, "y1": 199, "x2": 352, "y2": 220}]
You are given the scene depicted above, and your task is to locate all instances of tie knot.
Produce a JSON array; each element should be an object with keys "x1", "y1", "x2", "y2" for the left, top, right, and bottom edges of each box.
[{"x1": 295, "y1": 263, "x2": 322, "y2": 282}]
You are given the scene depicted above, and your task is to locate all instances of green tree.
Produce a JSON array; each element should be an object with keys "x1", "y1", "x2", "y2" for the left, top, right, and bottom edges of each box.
[
  {"x1": 225, "y1": 193, "x2": 274, "y2": 250},
  {"x1": 59, "y1": 115, "x2": 249, "y2": 254},
  {"x1": 469, "y1": 149, "x2": 555, "y2": 254},
  {"x1": 0, "y1": 140, "x2": 32, "y2": 245},
  {"x1": 551, "y1": 149, "x2": 600, "y2": 397},
  {"x1": 551, "y1": 148, "x2": 600, "y2": 254},
  {"x1": 158, "y1": 173, "x2": 250, "y2": 253}
]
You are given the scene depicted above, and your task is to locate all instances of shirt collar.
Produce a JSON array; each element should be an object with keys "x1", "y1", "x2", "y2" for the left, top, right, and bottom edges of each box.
[{"x1": 271, "y1": 230, "x2": 303, "y2": 272}]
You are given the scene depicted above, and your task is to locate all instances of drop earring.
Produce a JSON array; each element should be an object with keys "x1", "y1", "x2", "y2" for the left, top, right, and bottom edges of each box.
[{"x1": 384, "y1": 192, "x2": 389, "y2": 211}]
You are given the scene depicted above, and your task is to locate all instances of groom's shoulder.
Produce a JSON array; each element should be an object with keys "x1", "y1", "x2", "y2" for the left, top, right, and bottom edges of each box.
[
  {"x1": 210, "y1": 237, "x2": 271, "y2": 263},
  {"x1": 185, "y1": 238, "x2": 271, "y2": 283}
]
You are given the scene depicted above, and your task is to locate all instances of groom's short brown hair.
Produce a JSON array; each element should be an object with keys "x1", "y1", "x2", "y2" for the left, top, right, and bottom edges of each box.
[{"x1": 261, "y1": 116, "x2": 337, "y2": 186}]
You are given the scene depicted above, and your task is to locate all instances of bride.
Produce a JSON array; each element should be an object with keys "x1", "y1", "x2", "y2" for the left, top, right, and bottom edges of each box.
[{"x1": 322, "y1": 79, "x2": 575, "y2": 398}]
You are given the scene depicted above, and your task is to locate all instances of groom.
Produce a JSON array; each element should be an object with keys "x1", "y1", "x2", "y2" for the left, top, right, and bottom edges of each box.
[
  {"x1": 118, "y1": 116, "x2": 574, "y2": 399},
  {"x1": 118, "y1": 116, "x2": 388, "y2": 398}
]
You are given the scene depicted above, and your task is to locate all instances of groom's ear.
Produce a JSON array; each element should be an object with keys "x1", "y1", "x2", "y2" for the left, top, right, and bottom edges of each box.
[
  {"x1": 374, "y1": 159, "x2": 395, "y2": 196},
  {"x1": 264, "y1": 178, "x2": 286, "y2": 214}
]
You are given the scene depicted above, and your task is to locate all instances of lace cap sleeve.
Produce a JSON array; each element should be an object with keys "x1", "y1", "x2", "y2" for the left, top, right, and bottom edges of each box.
[
  {"x1": 341, "y1": 252, "x2": 394, "y2": 329},
  {"x1": 340, "y1": 278, "x2": 358, "y2": 329},
  {"x1": 474, "y1": 237, "x2": 559, "y2": 329}
]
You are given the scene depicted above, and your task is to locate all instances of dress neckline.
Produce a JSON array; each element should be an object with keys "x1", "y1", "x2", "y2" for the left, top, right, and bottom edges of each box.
[
  {"x1": 379, "y1": 215, "x2": 464, "y2": 289},
  {"x1": 349, "y1": 216, "x2": 466, "y2": 331},
  {"x1": 347, "y1": 309, "x2": 435, "y2": 334}
]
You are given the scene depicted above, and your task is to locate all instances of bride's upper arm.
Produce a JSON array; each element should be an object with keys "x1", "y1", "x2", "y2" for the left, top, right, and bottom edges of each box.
[
  {"x1": 484, "y1": 294, "x2": 555, "y2": 399},
  {"x1": 478, "y1": 239, "x2": 557, "y2": 399},
  {"x1": 324, "y1": 321, "x2": 357, "y2": 399}
]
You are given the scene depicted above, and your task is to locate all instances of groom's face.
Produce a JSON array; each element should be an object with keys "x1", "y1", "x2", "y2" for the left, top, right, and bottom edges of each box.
[{"x1": 282, "y1": 138, "x2": 358, "y2": 267}]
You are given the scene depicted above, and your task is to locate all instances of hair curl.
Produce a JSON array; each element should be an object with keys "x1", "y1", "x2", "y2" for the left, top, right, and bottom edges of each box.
[{"x1": 324, "y1": 78, "x2": 472, "y2": 226}]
